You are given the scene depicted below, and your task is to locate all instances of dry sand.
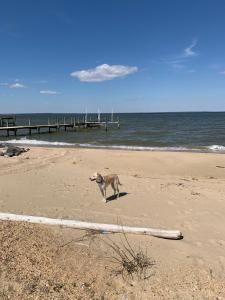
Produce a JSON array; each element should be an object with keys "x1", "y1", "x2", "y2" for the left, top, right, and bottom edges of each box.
[{"x1": 0, "y1": 147, "x2": 225, "y2": 299}]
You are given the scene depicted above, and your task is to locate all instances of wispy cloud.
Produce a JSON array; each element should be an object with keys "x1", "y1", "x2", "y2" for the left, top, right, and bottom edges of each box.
[
  {"x1": 0, "y1": 82, "x2": 8, "y2": 86},
  {"x1": 219, "y1": 70, "x2": 225, "y2": 75},
  {"x1": 9, "y1": 83, "x2": 26, "y2": 88},
  {"x1": 162, "y1": 39, "x2": 198, "y2": 69},
  {"x1": 40, "y1": 90, "x2": 60, "y2": 95},
  {"x1": 70, "y1": 64, "x2": 138, "y2": 82},
  {"x1": 184, "y1": 39, "x2": 198, "y2": 57}
]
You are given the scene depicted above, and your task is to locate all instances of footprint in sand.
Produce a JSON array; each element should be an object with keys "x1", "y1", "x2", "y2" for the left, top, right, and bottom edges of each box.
[
  {"x1": 191, "y1": 191, "x2": 201, "y2": 196},
  {"x1": 195, "y1": 241, "x2": 203, "y2": 247},
  {"x1": 166, "y1": 182, "x2": 185, "y2": 189},
  {"x1": 180, "y1": 220, "x2": 195, "y2": 231},
  {"x1": 184, "y1": 209, "x2": 193, "y2": 215},
  {"x1": 140, "y1": 213, "x2": 148, "y2": 218},
  {"x1": 209, "y1": 239, "x2": 225, "y2": 247},
  {"x1": 193, "y1": 256, "x2": 205, "y2": 266},
  {"x1": 180, "y1": 178, "x2": 191, "y2": 182},
  {"x1": 218, "y1": 240, "x2": 225, "y2": 246},
  {"x1": 133, "y1": 174, "x2": 141, "y2": 178},
  {"x1": 218, "y1": 256, "x2": 225, "y2": 271},
  {"x1": 167, "y1": 200, "x2": 175, "y2": 206},
  {"x1": 192, "y1": 177, "x2": 198, "y2": 181}
]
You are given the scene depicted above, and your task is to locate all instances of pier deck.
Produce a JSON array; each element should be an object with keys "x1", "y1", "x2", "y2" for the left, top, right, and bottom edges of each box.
[{"x1": 0, "y1": 120, "x2": 120, "y2": 136}]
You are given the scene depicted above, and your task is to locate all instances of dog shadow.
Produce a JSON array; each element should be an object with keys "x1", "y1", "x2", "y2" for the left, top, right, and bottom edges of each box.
[{"x1": 106, "y1": 192, "x2": 128, "y2": 203}]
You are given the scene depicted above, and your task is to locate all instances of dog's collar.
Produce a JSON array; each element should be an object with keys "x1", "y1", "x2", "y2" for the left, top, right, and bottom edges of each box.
[{"x1": 96, "y1": 177, "x2": 103, "y2": 183}]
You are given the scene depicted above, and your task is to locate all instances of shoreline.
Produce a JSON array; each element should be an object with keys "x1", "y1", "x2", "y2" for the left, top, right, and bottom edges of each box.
[{"x1": 1, "y1": 137, "x2": 225, "y2": 154}]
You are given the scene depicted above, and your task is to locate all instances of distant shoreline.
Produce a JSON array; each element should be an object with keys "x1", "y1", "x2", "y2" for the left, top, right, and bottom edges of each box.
[{"x1": 2, "y1": 111, "x2": 225, "y2": 115}]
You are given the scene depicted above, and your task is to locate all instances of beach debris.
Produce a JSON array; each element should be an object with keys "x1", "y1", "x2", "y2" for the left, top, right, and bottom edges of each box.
[
  {"x1": 0, "y1": 145, "x2": 30, "y2": 157},
  {"x1": 0, "y1": 212, "x2": 183, "y2": 240}
]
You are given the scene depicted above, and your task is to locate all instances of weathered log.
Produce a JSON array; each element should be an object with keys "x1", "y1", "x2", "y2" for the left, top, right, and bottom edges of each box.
[{"x1": 0, "y1": 212, "x2": 183, "y2": 240}]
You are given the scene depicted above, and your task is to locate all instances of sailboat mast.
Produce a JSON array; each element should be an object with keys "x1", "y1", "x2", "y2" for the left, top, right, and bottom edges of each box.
[
  {"x1": 98, "y1": 108, "x2": 101, "y2": 122},
  {"x1": 111, "y1": 108, "x2": 114, "y2": 122}
]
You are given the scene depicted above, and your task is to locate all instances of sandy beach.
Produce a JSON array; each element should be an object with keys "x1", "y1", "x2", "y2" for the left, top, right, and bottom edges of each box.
[{"x1": 1, "y1": 147, "x2": 225, "y2": 299}]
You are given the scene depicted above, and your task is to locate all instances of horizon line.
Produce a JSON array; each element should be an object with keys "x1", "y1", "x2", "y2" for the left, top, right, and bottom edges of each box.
[{"x1": 1, "y1": 110, "x2": 225, "y2": 115}]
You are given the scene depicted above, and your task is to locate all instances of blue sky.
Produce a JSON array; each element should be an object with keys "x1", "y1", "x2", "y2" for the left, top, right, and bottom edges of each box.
[{"x1": 1, "y1": 0, "x2": 225, "y2": 113}]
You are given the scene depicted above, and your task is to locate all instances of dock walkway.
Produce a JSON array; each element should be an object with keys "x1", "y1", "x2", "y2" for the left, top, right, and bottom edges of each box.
[{"x1": 0, "y1": 120, "x2": 120, "y2": 137}]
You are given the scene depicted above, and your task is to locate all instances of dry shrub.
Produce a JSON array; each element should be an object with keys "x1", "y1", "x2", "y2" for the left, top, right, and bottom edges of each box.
[{"x1": 102, "y1": 232, "x2": 155, "y2": 281}]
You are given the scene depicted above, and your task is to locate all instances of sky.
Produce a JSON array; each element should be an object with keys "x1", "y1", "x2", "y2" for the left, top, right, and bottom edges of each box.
[{"x1": 1, "y1": 0, "x2": 225, "y2": 113}]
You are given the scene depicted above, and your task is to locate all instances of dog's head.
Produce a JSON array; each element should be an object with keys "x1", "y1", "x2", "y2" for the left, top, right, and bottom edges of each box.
[{"x1": 89, "y1": 172, "x2": 103, "y2": 183}]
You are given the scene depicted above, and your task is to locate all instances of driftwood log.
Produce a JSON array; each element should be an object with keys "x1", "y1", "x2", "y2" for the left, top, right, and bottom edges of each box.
[{"x1": 0, "y1": 212, "x2": 183, "y2": 240}]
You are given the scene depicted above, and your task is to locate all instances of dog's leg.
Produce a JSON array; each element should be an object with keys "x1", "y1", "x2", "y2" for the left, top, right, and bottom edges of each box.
[
  {"x1": 99, "y1": 186, "x2": 106, "y2": 203},
  {"x1": 104, "y1": 187, "x2": 107, "y2": 203},
  {"x1": 111, "y1": 182, "x2": 116, "y2": 196},
  {"x1": 117, "y1": 186, "x2": 120, "y2": 198},
  {"x1": 116, "y1": 179, "x2": 120, "y2": 198}
]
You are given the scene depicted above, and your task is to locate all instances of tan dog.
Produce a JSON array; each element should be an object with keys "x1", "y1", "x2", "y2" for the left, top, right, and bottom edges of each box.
[{"x1": 89, "y1": 172, "x2": 122, "y2": 203}]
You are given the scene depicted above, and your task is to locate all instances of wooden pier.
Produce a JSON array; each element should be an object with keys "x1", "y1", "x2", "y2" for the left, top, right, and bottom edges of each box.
[
  {"x1": 0, "y1": 116, "x2": 120, "y2": 137},
  {"x1": 0, "y1": 115, "x2": 16, "y2": 127}
]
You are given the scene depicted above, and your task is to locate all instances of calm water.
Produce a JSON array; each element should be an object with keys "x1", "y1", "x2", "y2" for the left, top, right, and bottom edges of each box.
[{"x1": 1, "y1": 112, "x2": 225, "y2": 152}]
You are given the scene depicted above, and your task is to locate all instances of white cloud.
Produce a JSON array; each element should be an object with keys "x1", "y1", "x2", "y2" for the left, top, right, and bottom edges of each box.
[
  {"x1": 9, "y1": 83, "x2": 26, "y2": 88},
  {"x1": 70, "y1": 64, "x2": 138, "y2": 82},
  {"x1": 184, "y1": 39, "x2": 198, "y2": 57},
  {"x1": 40, "y1": 90, "x2": 59, "y2": 95}
]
